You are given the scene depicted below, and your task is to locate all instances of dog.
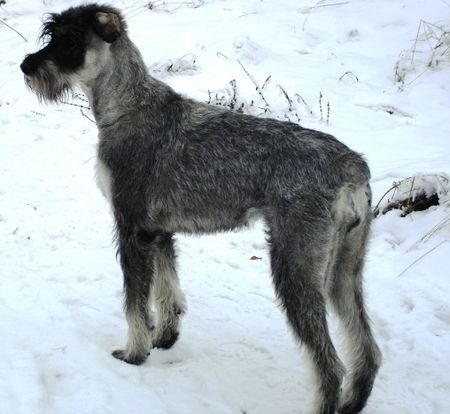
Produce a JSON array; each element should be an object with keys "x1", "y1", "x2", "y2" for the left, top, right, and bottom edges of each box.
[{"x1": 20, "y1": 4, "x2": 381, "y2": 413}]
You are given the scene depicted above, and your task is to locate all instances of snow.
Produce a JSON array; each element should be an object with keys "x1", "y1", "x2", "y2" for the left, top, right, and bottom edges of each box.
[{"x1": 1, "y1": 0, "x2": 450, "y2": 413}]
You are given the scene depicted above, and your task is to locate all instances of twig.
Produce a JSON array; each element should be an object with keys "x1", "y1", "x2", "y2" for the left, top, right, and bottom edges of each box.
[
  {"x1": 80, "y1": 108, "x2": 95, "y2": 123},
  {"x1": 407, "y1": 215, "x2": 450, "y2": 251},
  {"x1": 277, "y1": 84, "x2": 301, "y2": 122},
  {"x1": 397, "y1": 240, "x2": 448, "y2": 277},
  {"x1": 31, "y1": 110, "x2": 46, "y2": 117},
  {"x1": 302, "y1": 1, "x2": 349, "y2": 31},
  {"x1": 0, "y1": 17, "x2": 28, "y2": 42},
  {"x1": 237, "y1": 59, "x2": 270, "y2": 109},
  {"x1": 339, "y1": 71, "x2": 359, "y2": 82},
  {"x1": 229, "y1": 79, "x2": 237, "y2": 111},
  {"x1": 62, "y1": 101, "x2": 91, "y2": 110},
  {"x1": 435, "y1": 173, "x2": 450, "y2": 193},
  {"x1": 410, "y1": 20, "x2": 423, "y2": 64},
  {"x1": 305, "y1": 1, "x2": 349, "y2": 9},
  {"x1": 401, "y1": 19, "x2": 449, "y2": 85},
  {"x1": 319, "y1": 92, "x2": 323, "y2": 121},
  {"x1": 261, "y1": 75, "x2": 271, "y2": 90},
  {"x1": 373, "y1": 182, "x2": 400, "y2": 216},
  {"x1": 216, "y1": 52, "x2": 230, "y2": 60},
  {"x1": 62, "y1": 99, "x2": 95, "y2": 123},
  {"x1": 277, "y1": 84, "x2": 293, "y2": 111},
  {"x1": 72, "y1": 92, "x2": 89, "y2": 103},
  {"x1": 127, "y1": 0, "x2": 204, "y2": 17},
  {"x1": 82, "y1": 155, "x2": 96, "y2": 165},
  {"x1": 302, "y1": 0, "x2": 325, "y2": 31},
  {"x1": 122, "y1": 1, "x2": 149, "y2": 11},
  {"x1": 405, "y1": 68, "x2": 429, "y2": 87},
  {"x1": 166, "y1": 53, "x2": 196, "y2": 72},
  {"x1": 295, "y1": 93, "x2": 313, "y2": 114}
]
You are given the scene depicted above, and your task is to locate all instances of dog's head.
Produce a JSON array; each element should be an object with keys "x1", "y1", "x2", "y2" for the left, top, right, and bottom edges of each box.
[{"x1": 20, "y1": 3, "x2": 125, "y2": 103}]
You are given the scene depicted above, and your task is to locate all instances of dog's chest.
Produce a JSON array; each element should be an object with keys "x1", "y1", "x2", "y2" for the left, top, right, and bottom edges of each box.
[{"x1": 95, "y1": 158, "x2": 113, "y2": 203}]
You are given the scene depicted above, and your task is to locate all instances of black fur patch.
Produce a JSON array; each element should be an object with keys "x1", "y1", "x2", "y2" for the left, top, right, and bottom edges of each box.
[{"x1": 33, "y1": 3, "x2": 125, "y2": 72}]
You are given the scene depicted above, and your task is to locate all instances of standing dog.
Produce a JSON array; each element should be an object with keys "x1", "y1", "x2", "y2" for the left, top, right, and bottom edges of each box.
[{"x1": 21, "y1": 4, "x2": 381, "y2": 413}]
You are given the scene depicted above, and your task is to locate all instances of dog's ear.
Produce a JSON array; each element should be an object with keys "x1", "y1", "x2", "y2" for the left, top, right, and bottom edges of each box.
[{"x1": 93, "y1": 12, "x2": 121, "y2": 43}]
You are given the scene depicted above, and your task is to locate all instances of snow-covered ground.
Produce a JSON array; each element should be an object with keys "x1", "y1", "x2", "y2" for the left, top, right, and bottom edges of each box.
[{"x1": 1, "y1": 0, "x2": 450, "y2": 413}]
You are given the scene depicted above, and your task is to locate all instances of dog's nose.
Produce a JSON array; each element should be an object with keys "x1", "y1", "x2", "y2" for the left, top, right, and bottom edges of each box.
[{"x1": 20, "y1": 59, "x2": 33, "y2": 76}]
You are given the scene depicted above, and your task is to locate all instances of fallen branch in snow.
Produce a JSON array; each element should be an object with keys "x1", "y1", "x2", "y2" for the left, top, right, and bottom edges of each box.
[
  {"x1": 380, "y1": 192, "x2": 439, "y2": 217},
  {"x1": 373, "y1": 173, "x2": 449, "y2": 217}
]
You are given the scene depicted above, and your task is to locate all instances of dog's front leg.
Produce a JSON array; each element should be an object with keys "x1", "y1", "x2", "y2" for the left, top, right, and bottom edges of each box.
[{"x1": 112, "y1": 227, "x2": 157, "y2": 365}]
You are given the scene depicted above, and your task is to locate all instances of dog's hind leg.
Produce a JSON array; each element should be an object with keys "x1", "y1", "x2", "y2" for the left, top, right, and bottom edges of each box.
[
  {"x1": 329, "y1": 184, "x2": 381, "y2": 413},
  {"x1": 268, "y1": 205, "x2": 344, "y2": 414},
  {"x1": 152, "y1": 233, "x2": 187, "y2": 350}
]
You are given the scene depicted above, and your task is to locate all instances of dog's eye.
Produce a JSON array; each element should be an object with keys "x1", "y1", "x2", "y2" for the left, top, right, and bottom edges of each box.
[
  {"x1": 60, "y1": 37, "x2": 77, "y2": 52},
  {"x1": 52, "y1": 35, "x2": 86, "y2": 70}
]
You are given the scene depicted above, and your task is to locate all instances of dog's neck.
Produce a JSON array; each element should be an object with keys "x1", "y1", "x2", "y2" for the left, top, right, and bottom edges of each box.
[{"x1": 80, "y1": 35, "x2": 174, "y2": 128}]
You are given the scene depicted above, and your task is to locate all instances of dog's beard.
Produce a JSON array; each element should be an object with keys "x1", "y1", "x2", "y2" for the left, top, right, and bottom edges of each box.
[{"x1": 24, "y1": 62, "x2": 72, "y2": 104}]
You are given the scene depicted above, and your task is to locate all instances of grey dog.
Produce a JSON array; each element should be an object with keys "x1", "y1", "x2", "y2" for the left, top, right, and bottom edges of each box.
[{"x1": 20, "y1": 4, "x2": 381, "y2": 413}]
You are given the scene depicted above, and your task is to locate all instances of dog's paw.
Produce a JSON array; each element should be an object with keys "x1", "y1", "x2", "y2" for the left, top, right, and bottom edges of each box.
[
  {"x1": 152, "y1": 330, "x2": 179, "y2": 350},
  {"x1": 112, "y1": 349, "x2": 149, "y2": 365}
]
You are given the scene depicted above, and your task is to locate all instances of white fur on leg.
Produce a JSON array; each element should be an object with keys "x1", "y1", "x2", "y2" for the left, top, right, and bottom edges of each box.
[
  {"x1": 123, "y1": 309, "x2": 154, "y2": 361},
  {"x1": 153, "y1": 255, "x2": 187, "y2": 344},
  {"x1": 95, "y1": 157, "x2": 113, "y2": 204}
]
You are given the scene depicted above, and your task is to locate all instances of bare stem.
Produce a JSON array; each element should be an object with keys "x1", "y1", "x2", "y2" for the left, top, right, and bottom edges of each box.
[
  {"x1": 237, "y1": 59, "x2": 270, "y2": 109},
  {"x1": 0, "y1": 17, "x2": 28, "y2": 42}
]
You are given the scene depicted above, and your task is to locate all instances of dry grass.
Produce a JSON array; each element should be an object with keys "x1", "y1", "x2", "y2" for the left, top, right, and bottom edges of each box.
[{"x1": 395, "y1": 20, "x2": 450, "y2": 89}]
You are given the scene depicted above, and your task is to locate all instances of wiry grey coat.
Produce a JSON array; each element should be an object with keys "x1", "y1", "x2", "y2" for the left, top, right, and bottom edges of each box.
[{"x1": 20, "y1": 4, "x2": 381, "y2": 414}]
